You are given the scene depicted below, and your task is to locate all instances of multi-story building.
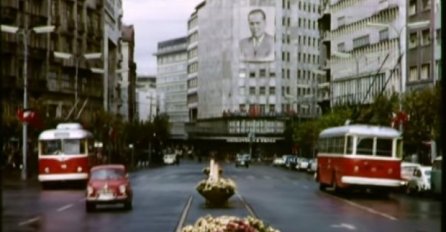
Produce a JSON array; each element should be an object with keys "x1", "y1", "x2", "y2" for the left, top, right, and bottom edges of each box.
[
  {"x1": 406, "y1": 0, "x2": 440, "y2": 91},
  {"x1": 319, "y1": 0, "x2": 440, "y2": 108},
  {"x1": 155, "y1": 38, "x2": 189, "y2": 140},
  {"x1": 118, "y1": 24, "x2": 137, "y2": 121},
  {"x1": 186, "y1": 3, "x2": 203, "y2": 123},
  {"x1": 327, "y1": 0, "x2": 407, "y2": 106},
  {"x1": 182, "y1": 0, "x2": 321, "y2": 155},
  {"x1": 135, "y1": 75, "x2": 157, "y2": 122},
  {"x1": 1, "y1": 0, "x2": 125, "y2": 124}
]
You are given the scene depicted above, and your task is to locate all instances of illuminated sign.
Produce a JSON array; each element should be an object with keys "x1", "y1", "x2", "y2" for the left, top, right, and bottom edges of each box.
[{"x1": 228, "y1": 120, "x2": 284, "y2": 134}]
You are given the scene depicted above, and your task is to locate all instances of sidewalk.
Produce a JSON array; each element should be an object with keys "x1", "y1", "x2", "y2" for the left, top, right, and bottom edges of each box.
[{"x1": 1, "y1": 167, "x2": 39, "y2": 188}]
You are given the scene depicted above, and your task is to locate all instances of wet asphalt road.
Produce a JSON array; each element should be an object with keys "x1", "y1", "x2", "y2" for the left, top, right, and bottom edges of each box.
[{"x1": 2, "y1": 160, "x2": 442, "y2": 232}]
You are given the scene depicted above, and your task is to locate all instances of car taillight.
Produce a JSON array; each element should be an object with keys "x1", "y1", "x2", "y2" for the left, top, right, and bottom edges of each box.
[
  {"x1": 119, "y1": 185, "x2": 126, "y2": 194},
  {"x1": 87, "y1": 186, "x2": 94, "y2": 195}
]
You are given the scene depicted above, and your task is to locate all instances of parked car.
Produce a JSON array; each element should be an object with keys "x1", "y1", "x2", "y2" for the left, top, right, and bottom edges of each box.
[
  {"x1": 401, "y1": 162, "x2": 421, "y2": 185},
  {"x1": 307, "y1": 158, "x2": 317, "y2": 173},
  {"x1": 272, "y1": 157, "x2": 285, "y2": 166},
  {"x1": 86, "y1": 164, "x2": 133, "y2": 212},
  {"x1": 284, "y1": 155, "x2": 297, "y2": 169},
  {"x1": 235, "y1": 154, "x2": 251, "y2": 168},
  {"x1": 163, "y1": 154, "x2": 179, "y2": 165},
  {"x1": 296, "y1": 157, "x2": 309, "y2": 171},
  {"x1": 406, "y1": 165, "x2": 432, "y2": 194},
  {"x1": 431, "y1": 156, "x2": 442, "y2": 195}
]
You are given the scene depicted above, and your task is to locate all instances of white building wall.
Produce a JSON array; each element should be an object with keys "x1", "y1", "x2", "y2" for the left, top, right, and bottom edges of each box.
[
  {"x1": 329, "y1": 0, "x2": 406, "y2": 105},
  {"x1": 156, "y1": 39, "x2": 189, "y2": 138},
  {"x1": 136, "y1": 89, "x2": 157, "y2": 122}
]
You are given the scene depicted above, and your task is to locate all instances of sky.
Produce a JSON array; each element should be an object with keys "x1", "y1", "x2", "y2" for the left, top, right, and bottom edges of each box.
[{"x1": 122, "y1": 0, "x2": 203, "y2": 76}]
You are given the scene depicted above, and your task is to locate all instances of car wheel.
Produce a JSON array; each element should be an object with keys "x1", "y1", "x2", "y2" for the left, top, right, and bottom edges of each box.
[{"x1": 86, "y1": 202, "x2": 95, "y2": 212}]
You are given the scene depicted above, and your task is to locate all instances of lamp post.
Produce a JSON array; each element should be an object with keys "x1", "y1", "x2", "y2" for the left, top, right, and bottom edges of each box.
[
  {"x1": 367, "y1": 20, "x2": 430, "y2": 132},
  {"x1": 54, "y1": 51, "x2": 102, "y2": 110},
  {"x1": 1, "y1": 24, "x2": 54, "y2": 180}
]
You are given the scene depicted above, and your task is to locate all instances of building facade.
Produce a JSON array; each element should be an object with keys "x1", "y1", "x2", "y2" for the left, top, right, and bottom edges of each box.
[
  {"x1": 136, "y1": 75, "x2": 157, "y2": 122},
  {"x1": 406, "y1": 0, "x2": 440, "y2": 91},
  {"x1": 118, "y1": 24, "x2": 137, "y2": 121},
  {"x1": 155, "y1": 38, "x2": 189, "y2": 139},
  {"x1": 180, "y1": 0, "x2": 322, "y2": 155}
]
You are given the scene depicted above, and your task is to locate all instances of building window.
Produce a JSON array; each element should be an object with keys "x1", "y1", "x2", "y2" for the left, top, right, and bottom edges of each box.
[
  {"x1": 269, "y1": 105, "x2": 275, "y2": 113},
  {"x1": 239, "y1": 87, "x2": 246, "y2": 96},
  {"x1": 420, "y1": 63, "x2": 430, "y2": 80},
  {"x1": 239, "y1": 104, "x2": 246, "y2": 112},
  {"x1": 249, "y1": 87, "x2": 256, "y2": 95},
  {"x1": 436, "y1": 29, "x2": 441, "y2": 45},
  {"x1": 337, "y1": 42, "x2": 345, "y2": 52},
  {"x1": 379, "y1": 28, "x2": 389, "y2": 41},
  {"x1": 422, "y1": 0, "x2": 431, "y2": 10},
  {"x1": 259, "y1": 69, "x2": 266, "y2": 77},
  {"x1": 353, "y1": 35, "x2": 370, "y2": 49},
  {"x1": 409, "y1": 32, "x2": 418, "y2": 49},
  {"x1": 421, "y1": 29, "x2": 431, "y2": 46},
  {"x1": 270, "y1": 72, "x2": 276, "y2": 78},
  {"x1": 249, "y1": 72, "x2": 256, "y2": 78},
  {"x1": 269, "y1": 87, "x2": 275, "y2": 95},
  {"x1": 409, "y1": 66, "x2": 418, "y2": 82},
  {"x1": 259, "y1": 87, "x2": 266, "y2": 95},
  {"x1": 409, "y1": 0, "x2": 416, "y2": 15}
]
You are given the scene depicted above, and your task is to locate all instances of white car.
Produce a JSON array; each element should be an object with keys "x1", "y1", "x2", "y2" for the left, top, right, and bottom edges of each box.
[
  {"x1": 163, "y1": 154, "x2": 178, "y2": 165},
  {"x1": 401, "y1": 162, "x2": 421, "y2": 185},
  {"x1": 296, "y1": 158, "x2": 309, "y2": 171},
  {"x1": 406, "y1": 166, "x2": 432, "y2": 194},
  {"x1": 272, "y1": 157, "x2": 285, "y2": 166}
]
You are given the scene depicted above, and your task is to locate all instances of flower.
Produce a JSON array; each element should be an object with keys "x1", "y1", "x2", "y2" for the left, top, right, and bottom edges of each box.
[{"x1": 181, "y1": 215, "x2": 280, "y2": 232}]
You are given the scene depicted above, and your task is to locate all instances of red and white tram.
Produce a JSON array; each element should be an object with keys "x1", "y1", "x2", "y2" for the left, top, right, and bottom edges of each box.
[
  {"x1": 316, "y1": 124, "x2": 405, "y2": 193},
  {"x1": 38, "y1": 123, "x2": 95, "y2": 186}
]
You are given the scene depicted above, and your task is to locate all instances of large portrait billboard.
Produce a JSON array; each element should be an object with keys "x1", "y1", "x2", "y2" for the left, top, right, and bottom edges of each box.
[{"x1": 239, "y1": 7, "x2": 275, "y2": 62}]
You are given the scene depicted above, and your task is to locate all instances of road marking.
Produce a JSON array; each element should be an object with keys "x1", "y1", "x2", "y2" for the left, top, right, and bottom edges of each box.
[
  {"x1": 57, "y1": 204, "x2": 74, "y2": 212},
  {"x1": 326, "y1": 193, "x2": 398, "y2": 221},
  {"x1": 18, "y1": 217, "x2": 40, "y2": 226},
  {"x1": 331, "y1": 223, "x2": 357, "y2": 230},
  {"x1": 175, "y1": 195, "x2": 193, "y2": 232},
  {"x1": 236, "y1": 192, "x2": 257, "y2": 218}
]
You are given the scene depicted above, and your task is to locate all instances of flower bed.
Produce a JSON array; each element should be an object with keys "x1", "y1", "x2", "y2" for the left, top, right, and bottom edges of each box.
[
  {"x1": 181, "y1": 215, "x2": 280, "y2": 232},
  {"x1": 196, "y1": 178, "x2": 236, "y2": 206}
]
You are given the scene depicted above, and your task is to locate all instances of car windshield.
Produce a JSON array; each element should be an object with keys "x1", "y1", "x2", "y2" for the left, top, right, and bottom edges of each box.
[{"x1": 91, "y1": 168, "x2": 125, "y2": 180}]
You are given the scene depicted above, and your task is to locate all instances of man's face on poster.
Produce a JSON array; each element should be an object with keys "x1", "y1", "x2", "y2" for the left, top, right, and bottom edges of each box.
[{"x1": 248, "y1": 12, "x2": 266, "y2": 38}]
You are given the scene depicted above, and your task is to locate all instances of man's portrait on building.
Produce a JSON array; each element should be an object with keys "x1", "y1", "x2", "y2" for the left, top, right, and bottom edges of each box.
[{"x1": 239, "y1": 8, "x2": 275, "y2": 62}]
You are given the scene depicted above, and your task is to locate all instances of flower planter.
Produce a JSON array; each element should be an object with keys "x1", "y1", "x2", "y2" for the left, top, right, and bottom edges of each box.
[
  {"x1": 181, "y1": 215, "x2": 280, "y2": 232},
  {"x1": 196, "y1": 178, "x2": 236, "y2": 207}
]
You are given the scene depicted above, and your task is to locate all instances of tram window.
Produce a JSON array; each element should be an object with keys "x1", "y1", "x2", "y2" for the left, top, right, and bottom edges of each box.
[
  {"x1": 356, "y1": 137, "x2": 373, "y2": 155},
  {"x1": 64, "y1": 139, "x2": 84, "y2": 155},
  {"x1": 41, "y1": 140, "x2": 62, "y2": 155},
  {"x1": 376, "y1": 138, "x2": 392, "y2": 157}
]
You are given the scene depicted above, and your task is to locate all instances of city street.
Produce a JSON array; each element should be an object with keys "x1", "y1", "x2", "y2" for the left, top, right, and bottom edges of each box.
[{"x1": 2, "y1": 160, "x2": 441, "y2": 232}]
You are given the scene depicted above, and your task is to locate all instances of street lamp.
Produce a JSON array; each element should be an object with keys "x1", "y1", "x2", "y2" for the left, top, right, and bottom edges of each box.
[
  {"x1": 368, "y1": 20, "x2": 430, "y2": 132},
  {"x1": 54, "y1": 51, "x2": 102, "y2": 109},
  {"x1": 1, "y1": 24, "x2": 55, "y2": 180}
]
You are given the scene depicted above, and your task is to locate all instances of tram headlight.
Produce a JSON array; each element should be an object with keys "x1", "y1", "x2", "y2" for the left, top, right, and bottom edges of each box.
[
  {"x1": 44, "y1": 167, "x2": 50, "y2": 173},
  {"x1": 119, "y1": 185, "x2": 126, "y2": 194},
  {"x1": 354, "y1": 166, "x2": 359, "y2": 173},
  {"x1": 77, "y1": 166, "x2": 83, "y2": 172}
]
